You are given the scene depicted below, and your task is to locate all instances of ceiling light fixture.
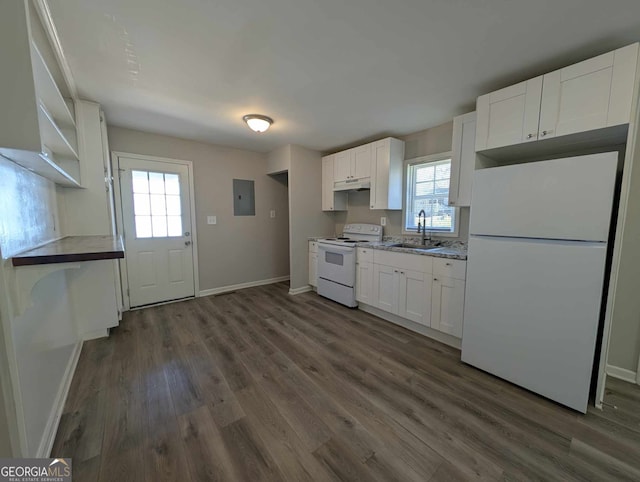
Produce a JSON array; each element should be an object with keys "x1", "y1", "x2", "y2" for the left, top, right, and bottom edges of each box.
[{"x1": 243, "y1": 114, "x2": 273, "y2": 133}]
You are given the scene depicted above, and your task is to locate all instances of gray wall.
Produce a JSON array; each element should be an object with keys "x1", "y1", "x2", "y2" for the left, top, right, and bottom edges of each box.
[
  {"x1": 607, "y1": 125, "x2": 640, "y2": 374},
  {"x1": 108, "y1": 126, "x2": 290, "y2": 292},
  {"x1": 288, "y1": 145, "x2": 335, "y2": 290},
  {"x1": 334, "y1": 121, "x2": 470, "y2": 240}
]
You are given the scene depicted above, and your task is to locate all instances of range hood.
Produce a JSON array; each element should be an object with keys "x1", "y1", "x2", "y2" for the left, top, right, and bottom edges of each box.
[{"x1": 333, "y1": 179, "x2": 371, "y2": 192}]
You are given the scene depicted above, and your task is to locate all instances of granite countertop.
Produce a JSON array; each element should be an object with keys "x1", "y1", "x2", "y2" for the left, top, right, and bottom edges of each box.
[
  {"x1": 12, "y1": 235, "x2": 125, "y2": 266},
  {"x1": 308, "y1": 235, "x2": 467, "y2": 260},
  {"x1": 357, "y1": 237, "x2": 467, "y2": 260}
]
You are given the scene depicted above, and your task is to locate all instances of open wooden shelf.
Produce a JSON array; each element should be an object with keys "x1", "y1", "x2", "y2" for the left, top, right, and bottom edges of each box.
[{"x1": 31, "y1": 42, "x2": 75, "y2": 129}]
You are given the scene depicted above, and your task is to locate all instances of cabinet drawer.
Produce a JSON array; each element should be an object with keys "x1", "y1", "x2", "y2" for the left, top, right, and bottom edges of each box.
[
  {"x1": 433, "y1": 258, "x2": 466, "y2": 280},
  {"x1": 309, "y1": 241, "x2": 318, "y2": 253},
  {"x1": 374, "y1": 250, "x2": 433, "y2": 273},
  {"x1": 357, "y1": 247, "x2": 373, "y2": 263}
]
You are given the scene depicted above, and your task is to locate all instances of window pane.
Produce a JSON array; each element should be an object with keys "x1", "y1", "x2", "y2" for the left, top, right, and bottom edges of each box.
[
  {"x1": 165, "y1": 174, "x2": 180, "y2": 195},
  {"x1": 406, "y1": 159, "x2": 455, "y2": 232},
  {"x1": 435, "y1": 162, "x2": 451, "y2": 180},
  {"x1": 149, "y1": 172, "x2": 165, "y2": 194},
  {"x1": 152, "y1": 216, "x2": 167, "y2": 237},
  {"x1": 133, "y1": 193, "x2": 150, "y2": 215},
  {"x1": 135, "y1": 215, "x2": 152, "y2": 238},
  {"x1": 167, "y1": 216, "x2": 182, "y2": 236},
  {"x1": 150, "y1": 194, "x2": 166, "y2": 215},
  {"x1": 416, "y1": 166, "x2": 434, "y2": 182},
  {"x1": 132, "y1": 170, "x2": 149, "y2": 194},
  {"x1": 165, "y1": 195, "x2": 181, "y2": 215},
  {"x1": 415, "y1": 181, "x2": 434, "y2": 196},
  {"x1": 435, "y1": 179, "x2": 450, "y2": 194}
]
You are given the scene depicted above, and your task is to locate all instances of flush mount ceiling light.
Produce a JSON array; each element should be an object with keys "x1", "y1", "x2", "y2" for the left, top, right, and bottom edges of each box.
[{"x1": 243, "y1": 114, "x2": 273, "y2": 133}]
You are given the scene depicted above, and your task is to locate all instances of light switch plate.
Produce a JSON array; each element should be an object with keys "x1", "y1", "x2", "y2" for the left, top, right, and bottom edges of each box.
[
  {"x1": 270, "y1": 210, "x2": 276, "y2": 218},
  {"x1": 381, "y1": 216, "x2": 387, "y2": 226},
  {"x1": 207, "y1": 216, "x2": 217, "y2": 225}
]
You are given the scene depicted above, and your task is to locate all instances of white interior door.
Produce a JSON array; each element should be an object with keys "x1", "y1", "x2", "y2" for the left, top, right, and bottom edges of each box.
[{"x1": 119, "y1": 156, "x2": 195, "y2": 307}]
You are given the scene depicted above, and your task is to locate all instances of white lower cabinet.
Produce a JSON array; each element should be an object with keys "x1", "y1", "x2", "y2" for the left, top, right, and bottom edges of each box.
[
  {"x1": 373, "y1": 264, "x2": 398, "y2": 313},
  {"x1": 366, "y1": 250, "x2": 466, "y2": 339},
  {"x1": 431, "y1": 276, "x2": 465, "y2": 338},
  {"x1": 397, "y1": 269, "x2": 431, "y2": 325},
  {"x1": 309, "y1": 241, "x2": 318, "y2": 286}
]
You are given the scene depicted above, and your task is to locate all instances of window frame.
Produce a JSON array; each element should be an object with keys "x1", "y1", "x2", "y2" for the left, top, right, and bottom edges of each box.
[{"x1": 402, "y1": 151, "x2": 460, "y2": 237}]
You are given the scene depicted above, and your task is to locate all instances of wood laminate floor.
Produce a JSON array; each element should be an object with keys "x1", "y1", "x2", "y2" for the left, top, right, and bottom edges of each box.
[{"x1": 52, "y1": 282, "x2": 640, "y2": 481}]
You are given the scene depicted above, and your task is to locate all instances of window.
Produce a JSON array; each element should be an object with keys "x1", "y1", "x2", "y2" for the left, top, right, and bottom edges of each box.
[
  {"x1": 404, "y1": 155, "x2": 457, "y2": 234},
  {"x1": 131, "y1": 170, "x2": 182, "y2": 238}
]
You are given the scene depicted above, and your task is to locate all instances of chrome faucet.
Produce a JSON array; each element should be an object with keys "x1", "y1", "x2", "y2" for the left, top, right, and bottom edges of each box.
[{"x1": 417, "y1": 209, "x2": 429, "y2": 246}]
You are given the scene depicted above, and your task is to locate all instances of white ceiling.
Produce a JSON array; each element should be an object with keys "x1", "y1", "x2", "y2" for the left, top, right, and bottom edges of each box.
[{"x1": 49, "y1": 0, "x2": 640, "y2": 153}]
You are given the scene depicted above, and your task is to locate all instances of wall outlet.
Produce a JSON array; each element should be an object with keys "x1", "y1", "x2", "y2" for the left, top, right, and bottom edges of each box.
[
  {"x1": 380, "y1": 216, "x2": 387, "y2": 226},
  {"x1": 270, "y1": 210, "x2": 276, "y2": 218},
  {"x1": 207, "y1": 215, "x2": 217, "y2": 225}
]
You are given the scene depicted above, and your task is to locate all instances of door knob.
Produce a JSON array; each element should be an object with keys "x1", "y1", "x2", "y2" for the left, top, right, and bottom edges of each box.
[{"x1": 185, "y1": 240, "x2": 192, "y2": 246}]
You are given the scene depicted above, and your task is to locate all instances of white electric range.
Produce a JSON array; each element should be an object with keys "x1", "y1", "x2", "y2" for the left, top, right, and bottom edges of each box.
[{"x1": 317, "y1": 224, "x2": 383, "y2": 307}]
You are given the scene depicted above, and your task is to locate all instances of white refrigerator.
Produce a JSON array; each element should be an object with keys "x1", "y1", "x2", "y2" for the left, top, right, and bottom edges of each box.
[{"x1": 461, "y1": 152, "x2": 618, "y2": 413}]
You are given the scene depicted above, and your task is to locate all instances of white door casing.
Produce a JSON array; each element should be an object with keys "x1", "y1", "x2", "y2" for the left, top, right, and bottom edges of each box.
[{"x1": 116, "y1": 154, "x2": 197, "y2": 308}]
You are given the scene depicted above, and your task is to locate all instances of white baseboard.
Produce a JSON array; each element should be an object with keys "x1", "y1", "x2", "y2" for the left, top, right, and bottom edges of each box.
[
  {"x1": 199, "y1": 275, "x2": 290, "y2": 297},
  {"x1": 289, "y1": 285, "x2": 313, "y2": 295},
  {"x1": 37, "y1": 340, "x2": 83, "y2": 457},
  {"x1": 606, "y1": 364, "x2": 638, "y2": 384}
]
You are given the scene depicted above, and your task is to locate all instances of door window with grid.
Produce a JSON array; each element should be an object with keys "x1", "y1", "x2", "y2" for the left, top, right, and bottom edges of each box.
[
  {"x1": 131, "y1": 170, "x2": 182, "y2": 238},
  {"x1": 405, "y1": 157, "x2": 457, "y2": 233}
]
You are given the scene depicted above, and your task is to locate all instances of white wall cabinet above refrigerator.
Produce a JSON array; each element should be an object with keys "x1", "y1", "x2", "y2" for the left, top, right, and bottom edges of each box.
[
  {"x1": 0, "y1": 0, "x2": 81, "y2": 187},
  {"x1": 448, "y1": 111, "x2": 477, "y2": 207},
  {"x1": 476, "y1": 43, "x2": 639, "y2": 153}
]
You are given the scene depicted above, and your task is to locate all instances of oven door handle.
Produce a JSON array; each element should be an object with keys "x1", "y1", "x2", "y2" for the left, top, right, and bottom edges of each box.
[{"x1": 318, "y1": 244, "x2": 355, "y2": 254}]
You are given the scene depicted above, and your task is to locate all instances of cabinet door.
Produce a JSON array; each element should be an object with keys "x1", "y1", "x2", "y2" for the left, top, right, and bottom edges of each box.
[
  {"x1": 309, "y1": 252, "x2": 318, "y2": 286},
  {"x1": 449, "y1": 112, "x2": 477, "y2": 207},
  {"x1": 353, "y1": 144, "x2": 372, "y2": 179},
  {"x1": 397, "y1": 269, "x2": 430, "y2": 326},
  {"x1": 539, "y1": 44, "x2": 639, "y2": 139},
  {"x1": 373, "y1": 264, "x2": 397, "y2": 314},
  {"x1": 322, "y1": 155, "x2": 346, "y2": 211},
  {"x1": 431, "y1": 276, "x2": 465, "y2": 338},
  {"x1": 475, "y1": 76, "x2": 543, "y2": 151},
  {"x1": 356, "y1": 261, "x2": 373, "y2": 304},
  {"x1": 334, "y1": 149, "x2": 353, "y2": 182}
]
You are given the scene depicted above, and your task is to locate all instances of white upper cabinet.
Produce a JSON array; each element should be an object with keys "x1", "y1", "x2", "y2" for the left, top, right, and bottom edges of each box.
[
  {"x1": 334, "y1": 145, "x2": 372, "y2": 183},
  {"x1": 539, "y1": 44, "x2": 639, "y2": 139},
  {"x1": 322, "y1": 154, "x2": 347, "y2": 211},
  {"x1": 449, "y1": 112, "x2": 477, "y2": 207},
  {"x1": 0, "y1": 0, "x2": 80, "y2": 187},
  {"x1": 334, "y1": 149, "x2": 353, "y2": 183},
  {"x1": 475, "y1": 77, "x2": 543, "y2": 151},
  {"x1": 369, "y1": 138, "x2": 405, "y2": 210},
  {"x1": 476, "y1": 43, "x2": 639, "y2": 152},
  {"x1": 353, "y1": 144, "x2": 372, "y2": 179},
  {"x1": 322, "y1": 137, "x2": 404, "y2": 211}
]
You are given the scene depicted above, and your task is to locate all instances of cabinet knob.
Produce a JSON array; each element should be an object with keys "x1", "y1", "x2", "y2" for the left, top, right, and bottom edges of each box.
[
  {"x1": 370, "y1": 205, "x2": 374, "y2": 208},
  {"x1": 394, "y1": 270, "x2": 398, "y2": 273},
  {"x1": 433, "y1": 278, "x2": 438, "y2": 281},
  {"x1": 526, "y1": 133, "x2": 534, "y2": 139},
  {"x1": 541, "y1": 130, "x2": 549, "y2": 137},
  {"x1": 400, "y1": 271, "x2": 405, "y2": 274},
  {"x1": 445, "y1": 262, "x2": 451, "y2": 266}
]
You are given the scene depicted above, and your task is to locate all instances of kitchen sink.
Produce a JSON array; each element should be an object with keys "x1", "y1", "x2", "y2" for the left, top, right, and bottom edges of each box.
[{"x1": 389, "y1": 242, "x2": 443, "y2": 250}]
